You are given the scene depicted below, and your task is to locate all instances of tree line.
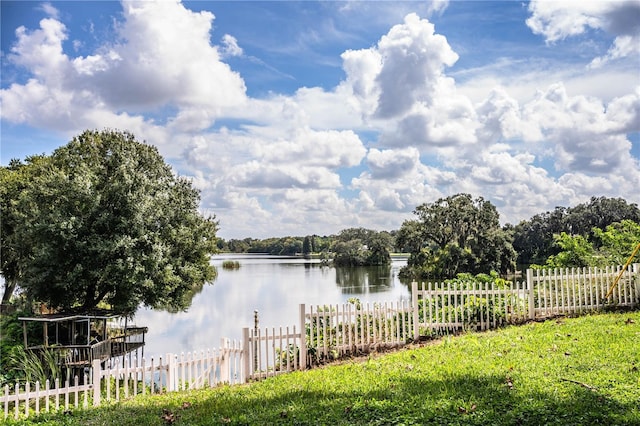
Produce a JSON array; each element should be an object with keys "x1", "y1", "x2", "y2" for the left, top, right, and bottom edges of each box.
[
  {"x1": 218, "y1": 229, "x2": 395, "y2": 267},
  {"x1": 219, "y1": 194, "x2": 640, "y2": 279}
]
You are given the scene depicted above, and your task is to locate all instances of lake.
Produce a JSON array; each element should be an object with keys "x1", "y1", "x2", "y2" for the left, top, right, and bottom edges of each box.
[{"x1": 132, "y1": 254, "x2": 410, "y2": 360}]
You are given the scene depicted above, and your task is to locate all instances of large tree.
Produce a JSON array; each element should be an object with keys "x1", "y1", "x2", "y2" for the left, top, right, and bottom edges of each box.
[
  {"x1": 1, "y1": 130, "x2": 218, "y2": 315},
  {"x1": 0, "y1": 155, "x2": 51, "y2": 304},
  {"x1": 332, "y1": 228, "x2": 393, "y2": 266},
  {"x1": 400, "y1": 194, "x2": 516, "y2": 278}
]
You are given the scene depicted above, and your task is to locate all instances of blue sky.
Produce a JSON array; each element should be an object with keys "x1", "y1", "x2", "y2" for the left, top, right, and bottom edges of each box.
[{"x1": 1, "y1": 1, "x2": 639, "y2": 239}]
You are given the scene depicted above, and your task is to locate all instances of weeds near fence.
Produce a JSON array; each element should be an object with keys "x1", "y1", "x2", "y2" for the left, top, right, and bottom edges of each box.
[
  {"x1": 5, "y1": 346, "x2": 64, "y2": 387},
  {"x1": 305, "y1": 298, "x2": 414, "y2": 366}
]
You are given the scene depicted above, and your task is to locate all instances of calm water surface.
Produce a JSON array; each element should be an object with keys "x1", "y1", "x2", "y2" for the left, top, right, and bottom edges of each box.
[{"x1": 132, "y1": 254, "x2": 410, "y2": 359}]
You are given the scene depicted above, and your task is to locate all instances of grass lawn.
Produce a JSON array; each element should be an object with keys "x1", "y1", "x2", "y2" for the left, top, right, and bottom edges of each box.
[{"x1": 6, "y1": 311, "x2": 640, "y2": 425}]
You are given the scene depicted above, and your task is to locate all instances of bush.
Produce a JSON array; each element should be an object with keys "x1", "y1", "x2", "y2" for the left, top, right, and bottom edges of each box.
[{"x1": 222, "y1": 260, "x2": 241, "y2": 270}]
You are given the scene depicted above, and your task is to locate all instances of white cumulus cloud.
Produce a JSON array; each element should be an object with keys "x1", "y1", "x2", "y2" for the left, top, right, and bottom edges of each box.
[{"x1": 527, "y1": 0, "x2": 640, "y2": 67}]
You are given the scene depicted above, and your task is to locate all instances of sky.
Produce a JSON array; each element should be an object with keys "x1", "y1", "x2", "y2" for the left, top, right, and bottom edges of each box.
[{"x1": 1, "y1": 0, "x2": 639, "y2": 240}]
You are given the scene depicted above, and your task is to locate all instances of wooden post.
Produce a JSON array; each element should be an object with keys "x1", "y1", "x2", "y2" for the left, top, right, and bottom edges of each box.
[
  {"x1": 242, "y1": 327, "x2": 250, "y2": 383},
  {"x1": 166, "y1": 353, "x2": 175, "y2": 392},
  {"x1": 220, "y1": 338, "x2": 230, "y2": 383},
  {"x1": 92, "y1": 359, "x2": 101, "y2": 407},
  {"x1": 526, "y1": 269, "x2": 535, "y2": 320},
  {"x1": 299, "y1": 304, "x2": 307, "y2": 370},
  {"x1": 411, "y1": 282, "x2": 419, "y2": 341},
  {"x1": 633, "y1": 263, "x2": 640, "y2": 306},
  {"x1": 253, "y1": 311, "x2": 259, "y2": 372}
]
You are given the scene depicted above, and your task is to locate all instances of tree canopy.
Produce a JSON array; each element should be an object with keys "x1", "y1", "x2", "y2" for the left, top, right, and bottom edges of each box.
[
  {"x1": 0, "y1": 155, "x2": 51, "y2": 305},
  {"x1": 0, "y1": 130, "x2": 218, "y2": 315},
  {"x1": 544, "y1": 220, "x2": 640, "y2": 268},
  {"x1": 513, "y1": 197, "x2": 640, "y2": 265},
  {"x1": 332, "y1": 228, "x2": 393, "y2": 266},
  {"x1": 399, "y1": 194, "x2": 516, "y2": 279}
]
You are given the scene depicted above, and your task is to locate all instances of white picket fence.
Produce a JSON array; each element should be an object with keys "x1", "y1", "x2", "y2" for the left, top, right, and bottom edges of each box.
[
  {"x1": 305, "y1": 300, "x2": 414, "y2": 363},
  {"x1": 411, "y1": 264, "x2": 639, "y2": 336},
  {"x1": 2, "y1": 339, "x2": 244, "y2": 420},
  {"x1": 3, "y1": 264, "x2": 639, "y2": 420},
  {"x1": 3, "y1": 376, "x2": 91, "y2": 419},
  {"x1": 529, "y1": 265, "x2": 639, "y2": 317},
  {"x1": 242, "y1": 325, "x2": 305, "y2": 380},
  {"x1": 411, "y1": 280, "x2": 530, "y2": 335}
]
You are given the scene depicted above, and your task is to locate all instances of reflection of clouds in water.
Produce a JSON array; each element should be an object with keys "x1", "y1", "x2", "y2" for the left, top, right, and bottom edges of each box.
[{"x1": 134, "y1": 256, "x2": 410, "y2": 360}]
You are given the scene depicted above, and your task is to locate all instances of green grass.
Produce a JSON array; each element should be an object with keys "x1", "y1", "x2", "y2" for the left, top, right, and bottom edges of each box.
[{"x1": 6, "y1": 311, "x2": 640, "y2": 425}]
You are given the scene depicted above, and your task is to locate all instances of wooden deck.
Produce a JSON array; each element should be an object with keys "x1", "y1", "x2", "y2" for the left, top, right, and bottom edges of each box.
[
  {"x1": 29, "y1": 327, "x2": 147, "y2": 368},
  {"x1": 19, "y1": 313, "x2": 148, "y2": 369}
]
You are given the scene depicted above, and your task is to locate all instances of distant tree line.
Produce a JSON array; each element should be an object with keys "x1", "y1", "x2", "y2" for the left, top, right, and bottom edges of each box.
[
  {"x1": 218, "y1": 194, "x2": 640, "y2": 280},
  {"x1": 217, "y1": 229, "x2": 395, "y2": 266},
  {"x1": 217, "y1": 235, "x2": 333, "y2": 256}
]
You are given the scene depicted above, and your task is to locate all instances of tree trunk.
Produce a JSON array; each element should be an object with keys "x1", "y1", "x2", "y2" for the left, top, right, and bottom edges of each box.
[{"x1": 1, "y1": 280, "x2": 16, "y2": 304}]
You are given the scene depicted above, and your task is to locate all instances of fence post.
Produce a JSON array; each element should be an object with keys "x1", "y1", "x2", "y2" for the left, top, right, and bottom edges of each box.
[
  {"x1": 526, "y1": 269, "x2": 535, "y2": 320},
  {"x1": 92, "y1": 359, "x2": 101, "y2": 407},
  {"x1": 634, "y1": 264, "x2": 640, "y2": 305},
  {"x1": 253, "y1": 311, "x2": 259, "y2": 372},
  {"x1": 220, "y1": 338, "x2": 231, "y2": 383},
  {"x1": 411, "y1": 282, "x2": 419, "y2": 341},
  {"x1": 242, "y1": 327, "x2": 250, "y2": 383},
  {"x1": 299, "y1": 304, "x2": 307, "y2": 370},
  {"x1": 166, "y1": 353, "x2": 176, "y2": 392}
]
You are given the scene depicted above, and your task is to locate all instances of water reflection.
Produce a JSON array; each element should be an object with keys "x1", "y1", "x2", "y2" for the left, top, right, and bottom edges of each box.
[
  {"x1": 335, "y1": 265, "x2": 393, "y2": 294},
  {"x1": 132, "y1": 254, "x2": 409, "y2": 360}
]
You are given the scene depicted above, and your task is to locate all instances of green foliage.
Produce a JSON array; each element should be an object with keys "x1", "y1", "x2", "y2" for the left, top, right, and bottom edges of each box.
[
  {"x1": 332, "y1": 228, "x2": 393, "y2": 266},
  {"x1": 1, "y1": 130, "x2": 218, "y2": 315},
  {"x1": 592, "y1": 220, "x2": 640, "y2": 265},
  {"x1": 247, "y1": 237, "x2": 303, "y2": 255},
  {"x1": 401, "y1": 194, "x2": 516, "y2": 279},
  {"x1": 4, "y1": 346, "x2": 64, "y2": 386},
  {"x1": 1, "y1": 312, "x2": 65, "y2": 387},
  {"x1": 444, "y1": 271, "x2": 511, "y2": 289},
  {"x1": 221, "y1": 260, "x2": 241, "y2": 270},
  {"x1": 0, "y1": 312, "x2": 28, "y2": 384},
  {"x1": 513, "y1": 197, "x2": 640, "y2": 265},
  {"x1": 332, "y1": 240, "x2": 368, "y2": 266},
  {"x1": 541, "y1": 221, "x2": 639, "y2": 268},
  {"x1": 0, "y1": 155, "x2": 52, "y2": 304},
  {"x1": 544, "y1": 233, "x2": 596, "y2": 268},
  {"x1": 222, "y1": 238, "x2": 252, "y2": 253},
  {"x1": 302, "y1": 236, "x2": 312, "y2": 255}
]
